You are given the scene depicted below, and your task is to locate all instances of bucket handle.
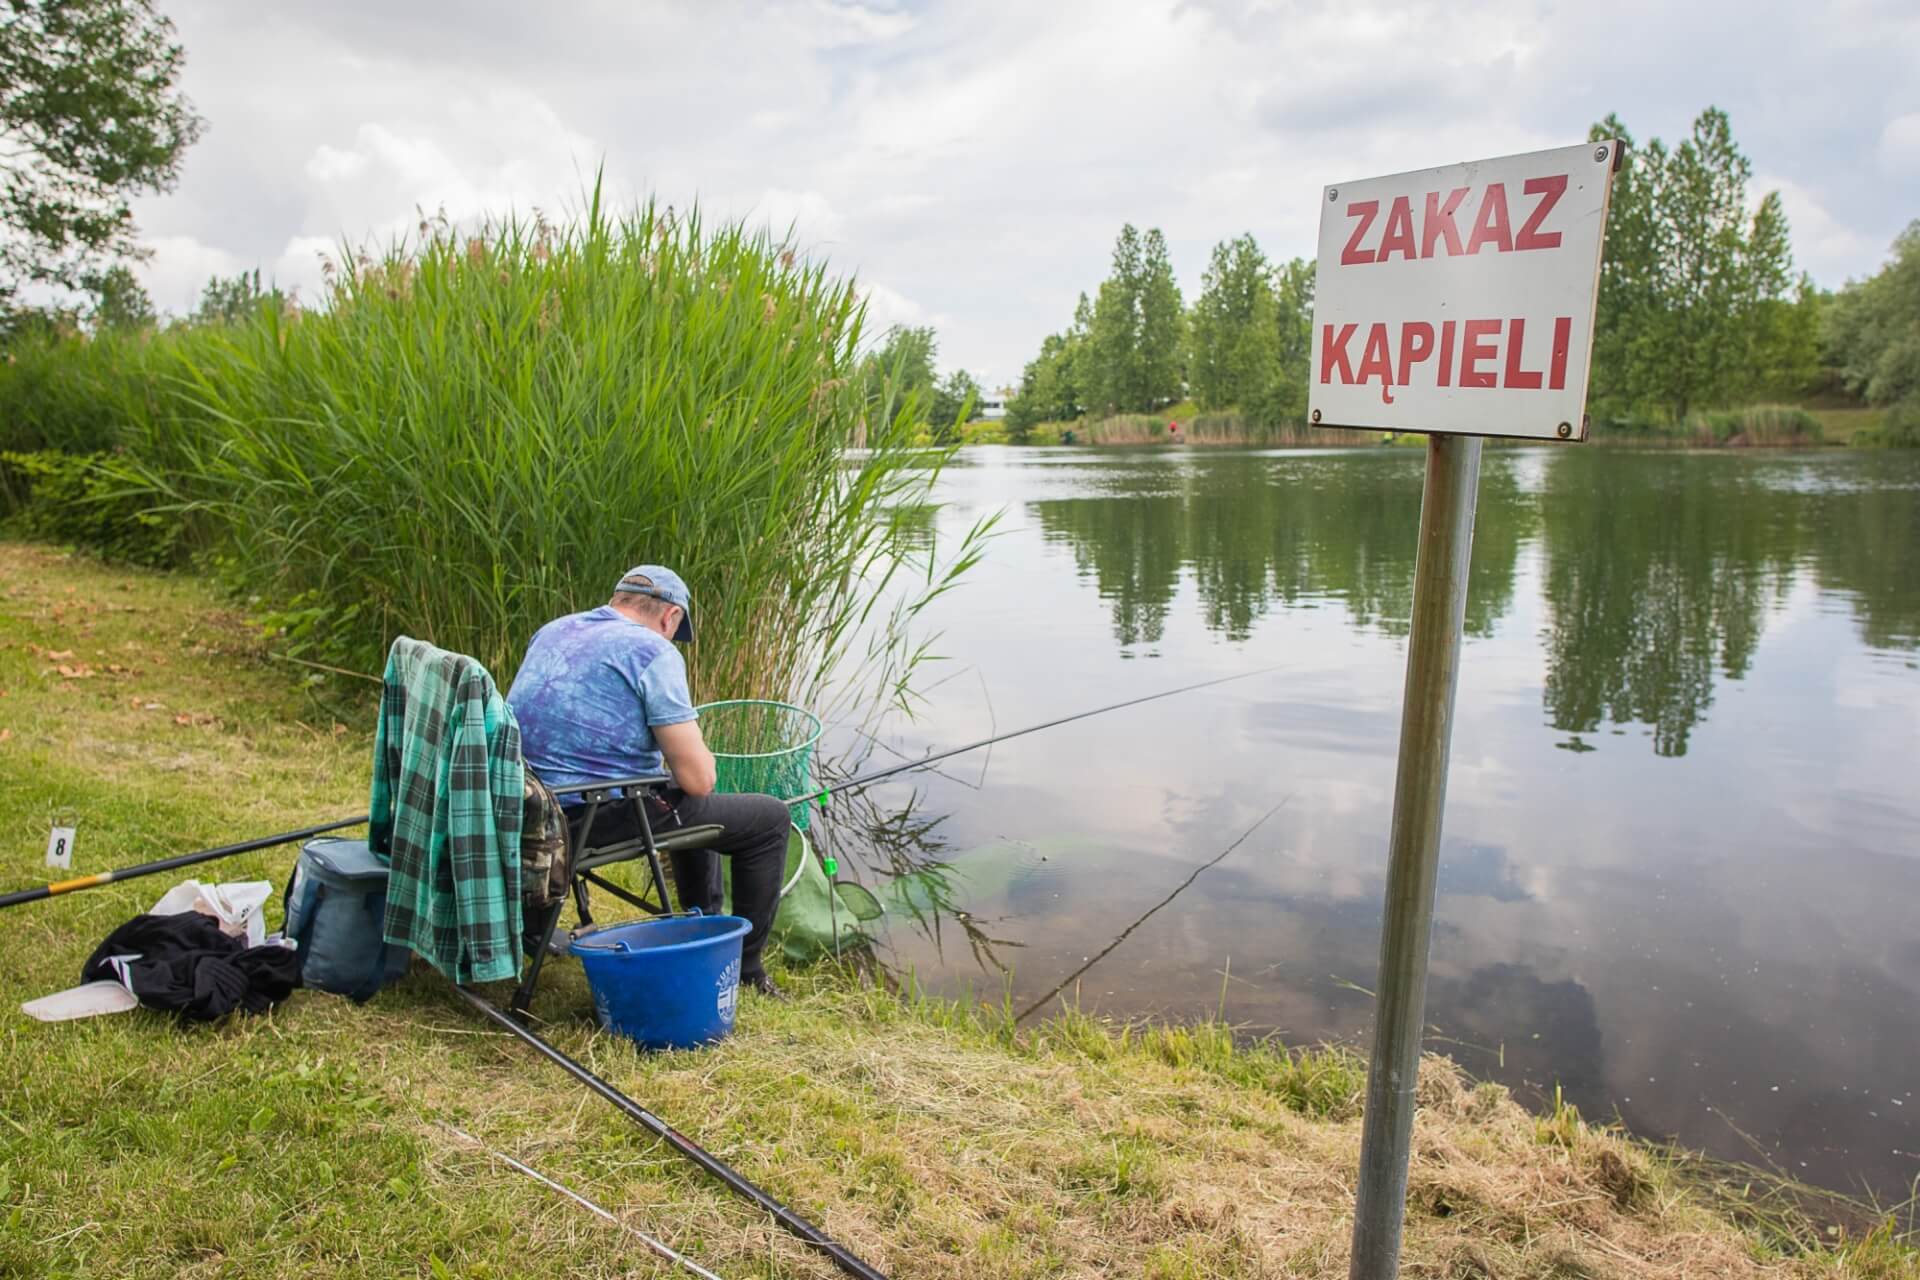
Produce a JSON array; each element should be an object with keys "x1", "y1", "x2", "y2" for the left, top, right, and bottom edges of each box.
[{"x1": 570, "y1": 907, "x2": 703, "y2": 955}]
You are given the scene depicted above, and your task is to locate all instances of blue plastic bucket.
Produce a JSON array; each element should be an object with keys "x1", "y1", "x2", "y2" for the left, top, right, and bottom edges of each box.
[{"x1": 569, "y1": 913, "x2": 752, "y2": 1050}]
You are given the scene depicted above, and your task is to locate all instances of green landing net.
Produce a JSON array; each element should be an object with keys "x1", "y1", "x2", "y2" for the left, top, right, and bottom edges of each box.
[{"x1": 698, "y1": 699, "x2": 823, "y2": 831}]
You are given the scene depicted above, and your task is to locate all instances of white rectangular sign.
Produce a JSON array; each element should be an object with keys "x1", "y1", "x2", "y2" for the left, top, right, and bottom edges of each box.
[
  {"x1": 46, "y1": 825, "x2": 75, "y2": 869},
  {"x1": 1309, "y1": 140, "x2": 1617, "y2": 442}
]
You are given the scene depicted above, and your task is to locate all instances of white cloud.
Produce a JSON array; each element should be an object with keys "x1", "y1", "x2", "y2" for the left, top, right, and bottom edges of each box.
[
  {"x1": 805, "y1": 0, "x2": 915, "y2": 46},
  {"x1": 305, "y1": 144, "x2": 368, "y2": 183},
  {"x1": 1759, "y1": 174, "x2": 1880, "y2": 284},
  {"x1": 753, "y1": 188, "x2": 846, "y2": 247},
  {"x1": 858, "y1": 281, "x2": 938, "y2": 339},
  {"x1": 1880, "y1": 114, "x2": 1920, "y2": 176},
  {"x1": 135, "y1": 234, "x2": 243, "y2": 315},
  {"x1": 122, "y1": 0, "x2": 1920, "y2": 386}
]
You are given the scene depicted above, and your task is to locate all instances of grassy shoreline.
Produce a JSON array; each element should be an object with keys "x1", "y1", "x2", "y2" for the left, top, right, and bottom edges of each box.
[{"x1": 1, "y1": 541, "x2": 1912, "y2": 1278}]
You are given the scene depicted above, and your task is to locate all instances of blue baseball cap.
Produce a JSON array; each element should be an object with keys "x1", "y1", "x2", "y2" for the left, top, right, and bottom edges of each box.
[{"x1": 613, "y1": 564, "x2": 694, "y2": 642}]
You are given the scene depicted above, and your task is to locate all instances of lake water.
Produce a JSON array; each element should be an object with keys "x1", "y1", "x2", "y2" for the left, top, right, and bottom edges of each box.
[{"x1": 824, "y1": 443, "x2": 1920, "y2": 1203}]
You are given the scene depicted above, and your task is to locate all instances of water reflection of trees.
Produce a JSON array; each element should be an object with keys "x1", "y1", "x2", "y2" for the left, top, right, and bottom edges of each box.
[
  {"x1": 1031, "y1": 453, "x2": 1530, "y2": 647},
  {"x1": 1542, "y1": 453, "x2": 1780, "y2": 755},
  {"x1": 1810, "y1": 471, "x2": 1920, "y2": 650},
  {"x1": 1031, "y1": 449, "x2": 1919, "y2": 758},
  {"x1": 1543, "y1": 451, "x2": 1919, "y2": 755}
]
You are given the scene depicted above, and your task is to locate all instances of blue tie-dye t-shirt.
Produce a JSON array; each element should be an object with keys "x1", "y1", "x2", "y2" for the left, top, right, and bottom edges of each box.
[{"x1": 507, "y1": 606, "x2": 698, "y2": 791}]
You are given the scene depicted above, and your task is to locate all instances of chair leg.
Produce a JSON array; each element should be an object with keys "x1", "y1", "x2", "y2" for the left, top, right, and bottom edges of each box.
[
  {"x1": 572, "y1": 870, "x2": 594, "y2": 929},
  {"x1": 632, "y1": 796, "x2": 672, "y2": 912},
  {"x1": 570, "y1": 797, "x2": 599, "y2": 930},
  {"x1": 509, "y1": 898, "x2": 568, "y2": 1017}
]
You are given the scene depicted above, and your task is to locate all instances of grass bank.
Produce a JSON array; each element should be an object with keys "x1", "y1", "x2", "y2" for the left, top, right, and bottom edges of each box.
[{"x1": 2, "y1": 542, "x2": 1913, "y2": 1278}]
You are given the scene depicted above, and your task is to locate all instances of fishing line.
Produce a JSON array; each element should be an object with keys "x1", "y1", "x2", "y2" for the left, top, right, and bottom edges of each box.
[
  {"x1": 787, "y1": 663, "x2": 1282, "y2": 813},
  {"x1": 1013, "y1": 793, "x2": 1294, "y2": 1023}
]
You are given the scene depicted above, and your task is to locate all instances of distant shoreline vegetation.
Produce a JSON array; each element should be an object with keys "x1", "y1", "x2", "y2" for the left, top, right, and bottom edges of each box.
[
  {"x1": 951, "y1": 402, "x2": 1855, "y2": 450},
  {"x1": 931, "y1": 107, "x2": 1912, "y2": 451}
]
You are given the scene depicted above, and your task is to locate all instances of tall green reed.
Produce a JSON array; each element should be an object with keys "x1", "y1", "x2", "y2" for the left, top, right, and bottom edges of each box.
[{"x1": 113, "y1": 195, "x2": 982, "y2": 709}]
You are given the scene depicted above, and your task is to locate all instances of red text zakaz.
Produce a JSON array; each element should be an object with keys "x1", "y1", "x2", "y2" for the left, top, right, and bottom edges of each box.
[
  {"x1": 1325, "y1": 175, "x2": 1575, "y2": 403},
  {"x1": 1338, "y1": 176, "x2": 1567, "y2": 264}
]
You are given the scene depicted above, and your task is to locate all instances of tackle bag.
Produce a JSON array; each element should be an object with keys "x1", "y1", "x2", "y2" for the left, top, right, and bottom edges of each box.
[{"x1": 283, "y1": 837, "x2": 411, "y2": 1002}]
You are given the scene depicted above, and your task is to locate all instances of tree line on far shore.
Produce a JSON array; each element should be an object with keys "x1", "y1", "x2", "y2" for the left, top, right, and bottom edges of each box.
[{"x1": 982, "y1": 108, "x2": 1916, "y2": 445}]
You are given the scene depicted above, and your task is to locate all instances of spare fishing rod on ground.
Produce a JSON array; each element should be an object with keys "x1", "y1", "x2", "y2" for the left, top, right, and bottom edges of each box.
[
  {"x1": 0, "y1": 814, "x2": 368, "y2": 911},
  {"x1": 451, "y1": 985, "x2": 888, "y2": 1280}
]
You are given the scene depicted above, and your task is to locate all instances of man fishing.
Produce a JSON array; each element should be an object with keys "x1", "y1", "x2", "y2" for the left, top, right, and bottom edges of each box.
[{"x1": 506, "y1": 565, "x2": 789, "y2": 998}]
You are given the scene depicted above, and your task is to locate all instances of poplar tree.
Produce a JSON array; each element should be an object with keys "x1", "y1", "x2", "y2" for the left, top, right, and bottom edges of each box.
[
  {"x1": 1085, "y1": 224, "x2": 1144, "y2": 413},
  {"x1": 1188, "y1": 233, "x2": 1279, "y2": 411},
  {"x1": 1589, "y1": 108, "x2": 1814, "y2": 420},
  {"x1": 1136, "y1": 227, "x2": 1184, "y2": 408},
  {"x1": 1085, "y1": 224, "x2": 1184, "y2": 413},
  {"x1": 1262, "y1": 256, "x2": 1316, "y2": 423}
]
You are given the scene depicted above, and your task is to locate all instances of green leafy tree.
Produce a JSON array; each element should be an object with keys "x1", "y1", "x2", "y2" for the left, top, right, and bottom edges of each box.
[
  {"x1": 0, "y1": 0, "x2": 204, "y2": 299},
  {"x1": 1589, "y1": 109, "x2": 1815, "y2": 420},
  {"x1": 1006, "y1": 295, "x2": 1089, "y2": 440},
  {"x1": 1264, "y1": 256, "x2": 1316, "y2": 422},
  {"x1": 1085, "y1": 224, "x2": 1144, "y2": 413},
  {"x1": 859, "y1": 324, "x2": 939, "y2": 427},
  {"x1": 1187, "y1": 233, "x2": 1279, "y2": 411},
  {"x1": 1084, "y1": 224, "x2": 1184, "y2": 413},
  {"x1": 82, "y1": 263, "x2": 152, "y2": 331},
  {"x1": 1136, "y1": 227, "x2": 1184, "y2": 408},
  {"x1": 194, "y1": 268, "x2": 283, "y2": 326},
  {"x1": 928, "y1": 367, "x2": 980, "y2": 443},
  {"x1": 1826, "y1": 221, "x2": 1920, "y2": 410}
]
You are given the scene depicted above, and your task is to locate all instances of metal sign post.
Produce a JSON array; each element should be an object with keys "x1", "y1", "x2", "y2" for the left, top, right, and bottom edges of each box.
[
  {"x1": 1306, "y1": 140, "x2": 1618, "y2": 1280},
  {"x1": 1348, "y1": 432, "x2": 1481, "y2": 1278}
]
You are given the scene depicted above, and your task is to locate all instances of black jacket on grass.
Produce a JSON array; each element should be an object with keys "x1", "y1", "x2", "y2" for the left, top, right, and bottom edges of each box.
[{"x1": 82, "y1": 912, "x2": 301, "y2": 1022}]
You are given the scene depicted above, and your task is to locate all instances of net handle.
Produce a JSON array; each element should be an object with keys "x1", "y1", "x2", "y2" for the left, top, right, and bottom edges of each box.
[{"x1": 695, "y1": 699, "x2": 824, "y2": 760}]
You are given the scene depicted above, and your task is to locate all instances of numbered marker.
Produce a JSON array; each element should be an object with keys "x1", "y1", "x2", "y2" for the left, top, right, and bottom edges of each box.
[{"x1": 46, "y1": 825, "x2": 76, "y2": 870}]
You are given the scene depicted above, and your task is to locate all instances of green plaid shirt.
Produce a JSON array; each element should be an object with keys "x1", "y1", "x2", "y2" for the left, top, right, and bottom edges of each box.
[{"x1": 371, "y1": 637, "x2": 525, "y2": 984}]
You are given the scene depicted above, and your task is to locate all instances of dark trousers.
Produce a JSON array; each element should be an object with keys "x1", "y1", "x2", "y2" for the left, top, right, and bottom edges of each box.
[{"x1": 568, "y1": 790, "x2": 789, "y2": 982}]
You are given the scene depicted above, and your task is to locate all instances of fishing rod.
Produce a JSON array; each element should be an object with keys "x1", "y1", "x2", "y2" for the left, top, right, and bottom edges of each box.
[
  {"x1": 1, "y1": 666, "x2": 1278, "y2": 909},
  {"x1": 787, "y1": 664, "x2": 1281, "y2": 814},
  {"x1": 451, "y1": 985, "x2": 888, "y2": 1280},
  {"x1": 0, "y1": 815, "x2": 368, "y2": 911}
]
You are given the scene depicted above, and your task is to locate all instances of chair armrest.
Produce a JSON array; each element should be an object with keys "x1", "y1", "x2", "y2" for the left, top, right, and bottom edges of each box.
[{"x1": 546, "y1": 774, "x2": 673, "y2": 801}]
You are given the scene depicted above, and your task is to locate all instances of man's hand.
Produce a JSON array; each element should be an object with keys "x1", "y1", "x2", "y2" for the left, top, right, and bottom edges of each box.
[{"x1": 654, "y1": 720, "x2": 718, "y2": 797}]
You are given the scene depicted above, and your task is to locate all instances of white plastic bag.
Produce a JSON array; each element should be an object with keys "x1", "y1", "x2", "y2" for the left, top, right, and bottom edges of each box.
[{"x1": 149, "y1": 879, "x2": 274, "y2": 948}]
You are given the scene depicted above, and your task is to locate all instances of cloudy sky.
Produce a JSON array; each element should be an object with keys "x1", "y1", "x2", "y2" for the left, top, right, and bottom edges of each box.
[{"x1": 131, "y1": 0, "x2": 1918, "y2": 388}]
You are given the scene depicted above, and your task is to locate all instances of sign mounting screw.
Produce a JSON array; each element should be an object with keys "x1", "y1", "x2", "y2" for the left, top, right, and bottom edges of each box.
[
  {"x1": 1593, "y1": 145, "x2": 1609, "y2": 163},
  {"x1": 1556, "y1": 422, "x2": 1572, "y2": 438},
  {"x1": 1311, "y1": 409, "x2": 1323, "y2": 423},
  {"x1": 1328, "y1": 188, "x2": 1338, "y2": 202}
]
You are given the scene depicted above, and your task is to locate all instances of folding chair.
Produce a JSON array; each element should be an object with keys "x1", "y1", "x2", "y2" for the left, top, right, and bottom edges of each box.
[{"x1": 509, "y1": 772, "x2": 724, "y2": 1016}]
